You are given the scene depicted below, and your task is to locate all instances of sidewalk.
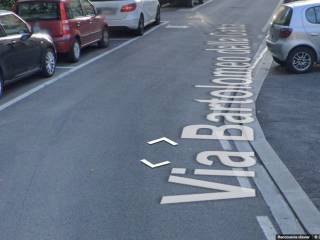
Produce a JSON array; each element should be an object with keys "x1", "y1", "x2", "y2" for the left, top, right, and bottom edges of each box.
[{"x1": 256, "y1": 63, "x2": 320, "y2": 210}]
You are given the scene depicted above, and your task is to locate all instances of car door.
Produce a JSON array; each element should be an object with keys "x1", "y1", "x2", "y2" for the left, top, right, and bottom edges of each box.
[
  {"x1": 151, "y1": 0, "x2": 159, "y2": 21},
  {"x1": 0, "y1": 13, "x2": 41, "y2": 79},
  {"x1": 141, "y1": 0, "x2": 151, "y2": 24},
  {"x1": 143, "y1": 0, "x2": 156, "y2": 23},
  {"x1": 68, "y1": 0, "x2": 92, "y2": 46},
  {"x1": 81, "y1": 0, "x2": 101, "y2": 43},
  {"x1": 303, "y1": 6, "x2": 320, "y2": 50},
  {"x1": 0, "y1": 25, "x2": 14, "y2": 80}
]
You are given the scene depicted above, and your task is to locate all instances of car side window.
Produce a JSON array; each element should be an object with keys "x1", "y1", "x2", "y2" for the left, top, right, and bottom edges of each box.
[
  {"x1": 0, "y1": 14, "x2": 29, "y2": 36},
  {"x1": 81, "y1": 0, "x2": 96, "y2": 16},
  {"x1": 306, "y1": 7, "x2": 320, "y2": 24},
  {"x1": 306, "y1": 7, "x2": 317, "y2": 24},
  {"x1": 0, "y1": 26, "x2": 5, "y2": 37},
  {"x1": 69, "y1": 0, "x2": 84, "y2": 18},
  {"x1": 314, "y1": 7, "x2": 320, "y2": 23}
]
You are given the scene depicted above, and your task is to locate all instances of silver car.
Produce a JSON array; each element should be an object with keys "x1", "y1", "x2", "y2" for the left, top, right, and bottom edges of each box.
[{"x1": 267, "y1": 0, "x2": 320, "y2": 73}]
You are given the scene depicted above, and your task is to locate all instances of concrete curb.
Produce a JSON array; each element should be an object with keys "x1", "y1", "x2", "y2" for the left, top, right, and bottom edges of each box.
[{"x1": 245, "y1": 47, "x2": 320, "y2": 233}]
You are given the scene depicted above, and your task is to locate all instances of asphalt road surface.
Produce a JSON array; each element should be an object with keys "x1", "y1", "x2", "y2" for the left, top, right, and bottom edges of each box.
[{"x1": 1, "y1": 0, "x2": 319, "y2": 239}]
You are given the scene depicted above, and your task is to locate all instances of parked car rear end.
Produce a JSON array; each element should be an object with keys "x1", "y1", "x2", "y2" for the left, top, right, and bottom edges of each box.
[
  {"x1": 0, "y1": 11, "x2": 57, "y2": 97},
  {"x1": 266, "y1": 1, "x2": 320, "y2": 73},
  {"x1": 91, "y1": 0, "x2": 160, "y2": 36},
  {"x1": 14, "y1": 0, "x2": 109, "y2": 62}
]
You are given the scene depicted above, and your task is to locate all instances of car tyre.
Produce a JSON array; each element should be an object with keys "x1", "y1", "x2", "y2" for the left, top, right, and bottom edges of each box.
[
  {"x1": 41, "y1": 48, "x2": 56, "y2": 77},
  {"x1": 155, "y1": 7, "x2": 161, "y2": 25},
  {"x1": 135, "y1": 15, "x2": 144, "y2": 36},
  {"x1": 98, "y1": 27, "x2": 109, "y2": 48},
  {"x1": 287, "y1": 47, "x2": 315, "y2": 73},
  {"x1": 273, "y1": 56, "x2": 286, "y2": 67},
  {"x1": 68, "y1": 39, "x2": 81, "y2": 63},
  {"x1": 0, "y1": 72, "x2": 4, "y2": 98}
]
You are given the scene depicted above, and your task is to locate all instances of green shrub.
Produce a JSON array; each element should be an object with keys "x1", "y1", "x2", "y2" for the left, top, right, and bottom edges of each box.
[{"x1": 0, "y1": 0, "x2": 16, "y2": 10}]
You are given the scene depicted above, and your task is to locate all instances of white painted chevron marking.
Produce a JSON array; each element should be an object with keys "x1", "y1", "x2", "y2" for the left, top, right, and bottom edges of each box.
[
  {"x1": 147, "y1": 137, "x2": 178, "y2": 146},
  {"x1": 140, "y1": 159, "x2": 171, "y2": 169}
]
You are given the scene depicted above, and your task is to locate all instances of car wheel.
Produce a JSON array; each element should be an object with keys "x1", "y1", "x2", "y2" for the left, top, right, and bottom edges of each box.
[
  {"x1": 135, "y1": 15, "x2": 144, "y2": 36},
  {"x1": 98, "y1": 27, "x2": 109, "y2": 48},
  {"x1": 41, "y1": 48, "x2": 56, "y2": 77},
  {"x1": 0, "y1": 72, "x2": 4, "y2": 98},
  {"x1": 287, "y1": 47, "x2": 315, "y2": 73},
  {"x1": 273, "y1": 56, "x2": 286, "y2": 67},
  {"x1": 68, "y1": 39, "x2": 81, "y2": 63},
  {"x1": 155, "y1": 7, "x2": 161, "y2": 25},
  {"x1": 186, "y1": 0, "x2": 194, "y2": 7}
]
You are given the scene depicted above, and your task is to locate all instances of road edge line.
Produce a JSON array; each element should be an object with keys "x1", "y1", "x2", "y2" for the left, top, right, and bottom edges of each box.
[
  {"x1": 247, "y1": 44, "x2": 320, "y2": 233},
  {"x1": 217, "y1": 43, "x2": 304, "y2": 233},
  {"x1": 257, "y1": 216, "x2": 278, "y2": 240}
]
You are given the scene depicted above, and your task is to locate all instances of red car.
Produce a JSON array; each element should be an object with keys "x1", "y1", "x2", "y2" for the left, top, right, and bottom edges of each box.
[{"x1": 14, "y1": 0, "x2": 109, "y2": 62}]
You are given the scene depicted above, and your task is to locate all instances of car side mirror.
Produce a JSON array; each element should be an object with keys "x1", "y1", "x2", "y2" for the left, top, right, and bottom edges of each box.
[
  {"x1": 20, "y1": 23, "x2": 33, "y2": 41},
  {"x1": 20, "y1": 32, "x2": 32, "y2": 41}
]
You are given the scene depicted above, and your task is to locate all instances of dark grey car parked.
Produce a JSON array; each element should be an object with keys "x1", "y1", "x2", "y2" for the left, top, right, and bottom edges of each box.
[{"x1": 0, "y1": 10, "x2": 57, "y2": 97}]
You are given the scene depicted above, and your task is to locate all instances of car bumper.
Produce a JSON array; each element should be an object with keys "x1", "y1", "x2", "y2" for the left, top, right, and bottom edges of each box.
[
  {"x1": 266, "y1": 39, "x2": 287, "y2": 61},
  {"x1": 53, "y1": 35, "x2": 73, "y2": 54},
  {"x1": 107, "y1": 16, "x2": 139, "y2": 29}
]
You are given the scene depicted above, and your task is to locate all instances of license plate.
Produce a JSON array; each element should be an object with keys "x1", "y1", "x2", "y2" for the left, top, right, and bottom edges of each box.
[{"x1": 102, "y1": 7, "x2": 117, "y2": 15}]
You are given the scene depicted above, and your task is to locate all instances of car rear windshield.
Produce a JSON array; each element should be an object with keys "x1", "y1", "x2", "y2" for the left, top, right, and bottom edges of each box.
[
  {"x1": 272, "y1": 5, "x2": 293, "y2": 26},
  {"x1": 17, "y1": 2, "x2": 60, "y2": 21}
]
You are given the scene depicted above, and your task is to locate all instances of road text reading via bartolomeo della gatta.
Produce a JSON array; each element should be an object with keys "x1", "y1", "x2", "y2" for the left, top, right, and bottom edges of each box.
[{"x1": 161, "y1": 24, "x2": 257, "y2": 204}]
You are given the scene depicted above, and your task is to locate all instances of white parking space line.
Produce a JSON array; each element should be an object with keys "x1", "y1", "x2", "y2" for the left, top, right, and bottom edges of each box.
[
  {"x1": 0, "y1": 21, "x2": 168, "y2": 112},
  {"x1": 250, "y1": 47, "x2": 267, "y2": 71},
  {"x1": 257, "y1": 216, "x2": 278, "y2": 240},
  {"x1": 166, "y1": 25, "x2": 189, "y2": 29},
  {"x1": 179, "y1": 0, "x2": 214, "y2": 12},
  {"x1": 56, "y1": 66, "x2": 74, "y2": 69}
]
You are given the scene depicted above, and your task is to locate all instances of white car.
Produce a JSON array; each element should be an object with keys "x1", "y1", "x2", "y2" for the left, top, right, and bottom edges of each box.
[{"x1": 91, "y1": 0, "x2": 161, "y2": 35}]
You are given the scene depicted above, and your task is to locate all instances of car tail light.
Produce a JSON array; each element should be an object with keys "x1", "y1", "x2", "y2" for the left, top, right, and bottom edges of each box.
[
  {"x1": 279, "y1": 28, "x2": 292, "y2": 38},
  {"x1": 58, "y1": 20, "x2": 71, "y2": 37},
  {"x1": 120, "y1": 3, "x2": 136, "y2": 12},
  {"x1": 62, "y1": 21, "x2": 70, "y2": 32}
]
